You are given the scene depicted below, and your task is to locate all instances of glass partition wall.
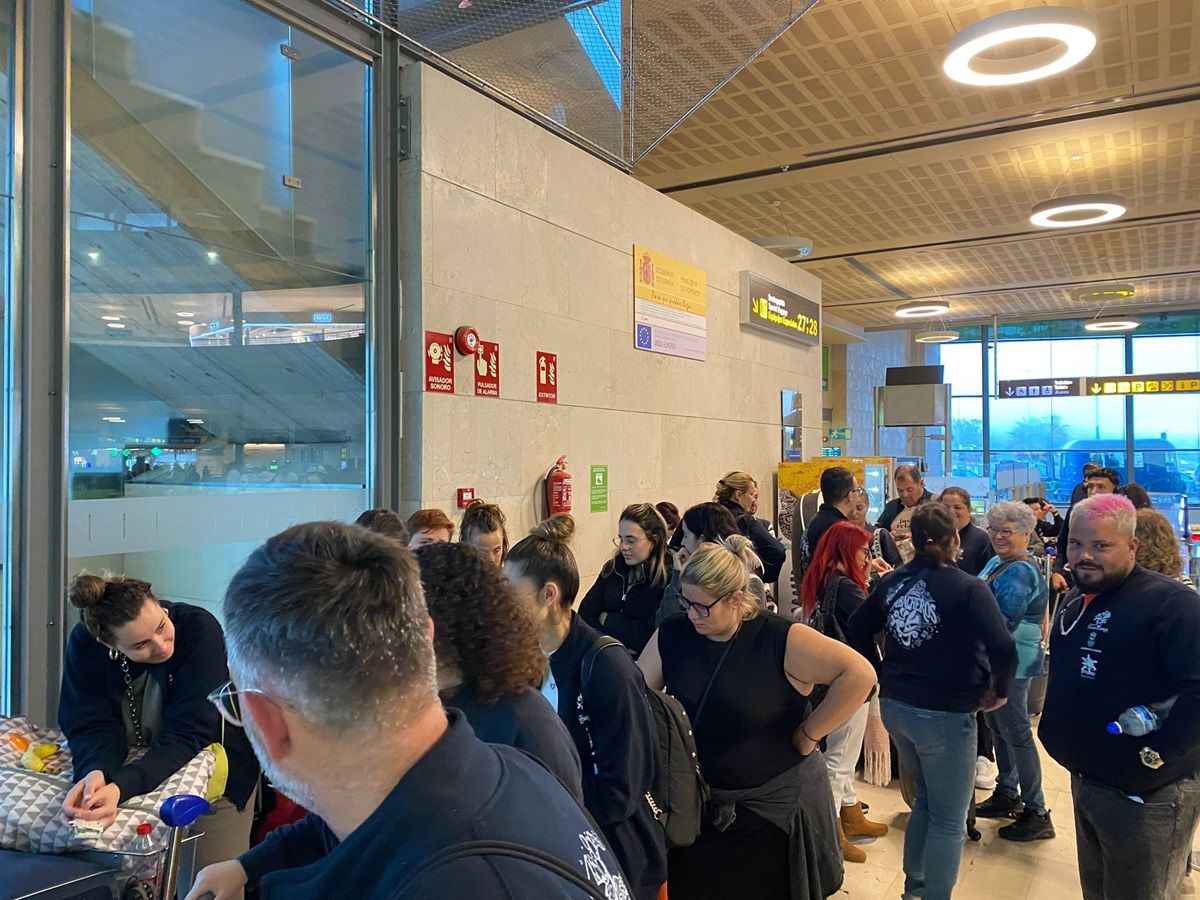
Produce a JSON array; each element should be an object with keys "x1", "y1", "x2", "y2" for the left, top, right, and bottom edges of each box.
[
  {"x1": 940, "y1": 319, "x2": 1200, "y2": 505},
  {"x1": 4, "y1": 0, "x2": 389, "y2": 718},
  {"x1": 67, "y1": 0, "x2": 372, "y2": 622}
]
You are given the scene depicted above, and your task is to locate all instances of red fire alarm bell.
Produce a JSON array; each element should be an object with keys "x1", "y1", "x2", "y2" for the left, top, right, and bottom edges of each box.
[
  {"x1": 454, "y1": 326, "x2": 480, "y2": 356},
  {"x1": 457, "y1": 487, "x2": 476, "y2": 508}
]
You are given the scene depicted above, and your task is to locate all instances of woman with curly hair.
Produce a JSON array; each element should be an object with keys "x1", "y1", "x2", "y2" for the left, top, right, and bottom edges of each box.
[
  {"x1": 415, "y1": 542, "x2": 583, "y2": 801},
  {"x1": 1135, "y1": 508, "x2": 1192, "y2": 584}
]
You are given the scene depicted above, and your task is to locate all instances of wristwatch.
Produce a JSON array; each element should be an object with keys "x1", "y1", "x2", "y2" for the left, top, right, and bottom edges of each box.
[{"x1": 1139, "y1": 746, "x2": 1164, "y2": 770}]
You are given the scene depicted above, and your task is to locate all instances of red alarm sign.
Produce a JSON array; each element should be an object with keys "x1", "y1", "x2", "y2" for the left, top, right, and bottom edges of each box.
[
  {"x1": 424, "y1": 331, "x2": 454, "y2": 394},
  {"x1": 474, "y1": 340, "x2": 500, "y2": 398},
  {"x1": 535, "y1": 351, "x2": 557, "y2": 404}
]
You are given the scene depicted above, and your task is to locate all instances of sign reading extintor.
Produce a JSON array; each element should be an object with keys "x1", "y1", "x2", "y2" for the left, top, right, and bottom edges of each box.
[
  {"x1": 474, "y1": 340, "x2": 500, "y2": 398},
  {"x1": 536, "y1": 351, "x2": 558, "y2": 404},
  {"x1": 424, "y1": 330, "x2": 454, "y2": 394}
]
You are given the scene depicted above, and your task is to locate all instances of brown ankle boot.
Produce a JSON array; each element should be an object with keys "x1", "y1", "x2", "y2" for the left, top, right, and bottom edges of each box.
[
  {"x1": 838, "y1": 818, "x2": 867, "y2": 863},
  {"x1": 841, "y1": 802, "x2": 889, "y2": 839}
]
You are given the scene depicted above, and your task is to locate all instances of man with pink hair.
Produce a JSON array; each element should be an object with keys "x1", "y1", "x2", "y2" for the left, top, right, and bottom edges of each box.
[{"x1": 1039, "y1": 493, "x2": 1200, "y2": 900}]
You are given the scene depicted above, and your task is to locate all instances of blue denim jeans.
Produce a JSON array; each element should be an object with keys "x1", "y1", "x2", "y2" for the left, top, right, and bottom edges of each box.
[
  {"x1": 985, "y1": 677, "x2": 1046, "y2": 814},
  {"x1": 882, "y1": 698, "x2": 976, "y2": 900}
]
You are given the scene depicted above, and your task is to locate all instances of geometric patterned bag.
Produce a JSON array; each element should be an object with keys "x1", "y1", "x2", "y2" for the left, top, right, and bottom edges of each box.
[{"x1": 0, "y1": 716, "x2": 214, "y2": 854}]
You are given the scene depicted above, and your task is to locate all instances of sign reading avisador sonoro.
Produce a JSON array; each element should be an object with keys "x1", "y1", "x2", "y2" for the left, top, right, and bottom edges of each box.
[{"x1": 740, "y1": 272, "x2": 820, "y2": 346}]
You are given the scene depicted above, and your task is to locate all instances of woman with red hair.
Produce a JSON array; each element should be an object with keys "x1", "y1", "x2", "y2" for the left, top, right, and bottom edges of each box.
[{"x1": 800, "y1": 520, "x2": 889, "y2": 862}]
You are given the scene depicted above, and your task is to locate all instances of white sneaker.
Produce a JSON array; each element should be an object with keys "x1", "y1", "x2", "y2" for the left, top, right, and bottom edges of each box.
[{"x1": 975, "y1": 756, "x2": 997, "y2": 791}]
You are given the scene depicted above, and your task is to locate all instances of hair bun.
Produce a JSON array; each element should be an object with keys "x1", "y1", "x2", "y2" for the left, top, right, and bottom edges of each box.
[
  {"x1": 722, "y1": 534, "x2": 752, "y2": 554},
  {"x1": 68, "y1": 573, "x2": 108, "y2": 610},
  {"x1": 532, "y1": 514, "x2": 575, "y2": 545}
]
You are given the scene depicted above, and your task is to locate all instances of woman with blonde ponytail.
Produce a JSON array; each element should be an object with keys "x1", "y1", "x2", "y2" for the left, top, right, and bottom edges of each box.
[{"x1": 638, "y1": 541, "x2": 878, "y2": 900}]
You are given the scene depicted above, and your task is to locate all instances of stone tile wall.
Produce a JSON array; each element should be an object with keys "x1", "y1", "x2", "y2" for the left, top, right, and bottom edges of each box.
[{"x1": 400, "y1": 65, "x2": 823, "y2": 581}]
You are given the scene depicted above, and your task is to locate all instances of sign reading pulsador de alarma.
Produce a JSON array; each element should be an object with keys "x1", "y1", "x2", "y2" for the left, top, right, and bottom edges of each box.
[{"x1": 740, "y1": 272, "x2": 820, "y2": 346}]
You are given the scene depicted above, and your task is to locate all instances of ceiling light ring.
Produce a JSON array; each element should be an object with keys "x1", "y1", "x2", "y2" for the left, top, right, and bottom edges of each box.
[
  {"x1": 914, "y1": 330, "x2": 961, "y2": 344},
  {"x1": 895, "y1": 300, "x2": 951, "y2": 319},
  {"x1": 1030, "y1": 193, "x2": 1127, "y2": 229},
  {"x1": 943, "y1": 7, "x2": 1098, "y2": 87},
  {"x1": 1084, "y1": 317, "x2": 1139, "y2": 332}
]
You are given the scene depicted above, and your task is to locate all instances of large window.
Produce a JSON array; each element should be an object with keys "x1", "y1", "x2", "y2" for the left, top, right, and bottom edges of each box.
[
  {"x1": 68, "y1": 0, "x2": 371, "y2": 620},
  {"x1": 939, "y1": 324, "x2": 1200, "y2": 505}
]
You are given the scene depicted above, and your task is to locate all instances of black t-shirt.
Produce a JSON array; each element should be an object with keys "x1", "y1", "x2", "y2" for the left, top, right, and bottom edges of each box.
[{"x1": 658, "y1": 612, "x2": 808, "y2": 790}]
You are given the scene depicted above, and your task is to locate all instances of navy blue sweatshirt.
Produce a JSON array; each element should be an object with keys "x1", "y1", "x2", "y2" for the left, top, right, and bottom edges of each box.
[
  {"x1": 721, "y1": 499, "x2": 786, "y2": 584},
  {"x1": 548, "y1": 614, "x2": 666, "y2": 900},
  {"x1": 846, "y1": 561, "x2": 1017, "y2": 713},
  {"x1": 441, "y1": 684, "x2": 584, "y2": 803},
  {"x1": 58, "y1": 601, "x2": 258, "y2": 807},
  {"x1": 957, "y1": 523, "x2": 994, "y2": 577},
  {"x1": 1040, "y1": 567, "x2": 1200, "y2": 794},
  {"x1": 239, "y1": 711, "x2": 630, "y2": 899},
  {"x1": 578, "y1": 557, "x2": 667, "y2": 657}
]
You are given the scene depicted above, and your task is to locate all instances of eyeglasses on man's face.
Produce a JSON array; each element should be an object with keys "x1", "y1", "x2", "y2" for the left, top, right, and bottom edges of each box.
[{"x1": 206, "y1": 680, "x2": 283, "y2": 728}]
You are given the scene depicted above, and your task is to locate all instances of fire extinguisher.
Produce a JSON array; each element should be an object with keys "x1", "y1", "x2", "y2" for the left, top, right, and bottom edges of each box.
[{"x1": 545, "y1": 456, "x2": 572, "y2": 517}]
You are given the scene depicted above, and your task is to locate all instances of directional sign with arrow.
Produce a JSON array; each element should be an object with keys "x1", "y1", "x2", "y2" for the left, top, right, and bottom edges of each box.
[
  {"x1": 998, "y1": 373, "x2": 1200, "y2": 398},
  {"x1": 997, "y1": 377, "x2": 1083, "y2": 399}
]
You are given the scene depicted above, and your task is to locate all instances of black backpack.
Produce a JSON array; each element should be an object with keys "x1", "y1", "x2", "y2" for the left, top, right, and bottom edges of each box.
[
  {"x1": 806, "y1": 574, "x2": 849, "y2": 644},
  {"x1": 582, "y1": 637, "x2": 708, "y2": 849}
]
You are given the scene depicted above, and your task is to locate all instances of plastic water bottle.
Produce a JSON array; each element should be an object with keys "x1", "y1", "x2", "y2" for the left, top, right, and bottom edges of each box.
[
  {"x1": 1106, "y1": 697, "x2": 1178, "y2": 736},
  {"x1": 129, "y1": 822, "x2": 161, "y2": 886}
]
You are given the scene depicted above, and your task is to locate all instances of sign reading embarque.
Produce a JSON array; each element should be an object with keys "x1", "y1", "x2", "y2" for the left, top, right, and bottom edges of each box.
[{"x1": 740, "y1": 272, "x2": 820, "y2": 346}]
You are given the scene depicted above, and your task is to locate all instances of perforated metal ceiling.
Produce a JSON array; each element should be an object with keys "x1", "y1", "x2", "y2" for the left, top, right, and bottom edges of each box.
[{"x1": 636, "y1": 0, "x2": 1200, "y2": 328}]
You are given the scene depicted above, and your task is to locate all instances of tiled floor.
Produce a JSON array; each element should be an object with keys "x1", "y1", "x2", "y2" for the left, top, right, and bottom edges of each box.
[{"x1": 837, "y1": 735, "x2": 1195, "y2": 899}]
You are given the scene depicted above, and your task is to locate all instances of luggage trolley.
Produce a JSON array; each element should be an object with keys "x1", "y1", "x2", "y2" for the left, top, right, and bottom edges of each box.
[{"x1": 1, "y1": 795, "x2": 211, "y2": 900}]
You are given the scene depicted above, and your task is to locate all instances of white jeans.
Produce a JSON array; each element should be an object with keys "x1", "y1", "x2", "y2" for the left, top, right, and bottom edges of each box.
[{"x1": 823, "y1": 702, "x2": 870, "y2": 807}]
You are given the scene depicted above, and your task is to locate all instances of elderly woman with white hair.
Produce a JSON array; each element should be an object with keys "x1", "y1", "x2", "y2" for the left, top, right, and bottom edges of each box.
[{"x1": 974, "y1": 500, "x2": 1055, "y2": 842}]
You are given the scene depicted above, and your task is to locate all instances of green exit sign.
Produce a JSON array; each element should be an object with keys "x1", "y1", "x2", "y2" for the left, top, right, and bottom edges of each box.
[{"x1": 827, "y1": 427, "x2": 851, "y2": 440}]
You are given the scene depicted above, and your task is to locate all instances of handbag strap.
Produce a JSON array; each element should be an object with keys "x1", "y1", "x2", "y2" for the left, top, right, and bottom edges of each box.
[
  {"x1": 693, "y1": 629, "x2": 739, "y2": 729},
  {"x1": 984, "y1": 554, "x2": 1040, "y2": 586}
]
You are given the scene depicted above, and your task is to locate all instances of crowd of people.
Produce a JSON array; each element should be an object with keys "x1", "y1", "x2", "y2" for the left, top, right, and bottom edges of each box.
[{"x1": 50, "y1": 465, "x2": 1199, "y2": 900}]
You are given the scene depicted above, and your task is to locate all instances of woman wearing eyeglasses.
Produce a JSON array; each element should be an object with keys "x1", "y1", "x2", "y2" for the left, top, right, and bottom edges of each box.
[
  {"x1": 58, "y1": 574, "x2": 259, "y2": 892},
  {"x1": 656, "y1": 502, "x2": 768, "y2": 626},
  {"x1": 578, "y1": 503, "x2": 670, "y2": 657},
  {"x1": 974, "y1": 501, "x2": 1055, "y2": 842},
  {"x1": 638, "y1": 539, "x2": 877, "y2": 900}
]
